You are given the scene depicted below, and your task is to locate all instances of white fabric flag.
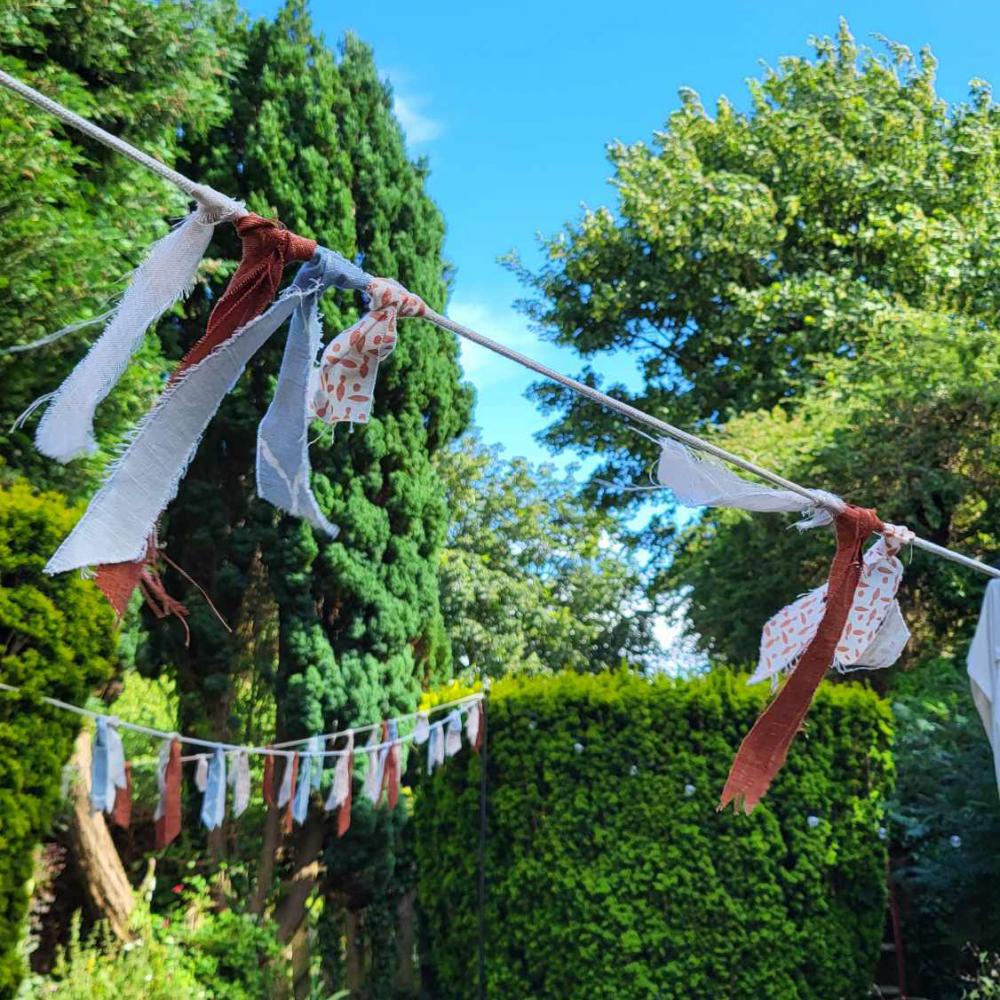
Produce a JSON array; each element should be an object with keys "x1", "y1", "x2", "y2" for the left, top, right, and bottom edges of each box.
[
  {"x1": 465, "y1": 702, "x2": 481, "y2": 747},
  {"x1": 277, "y1": 753, "x2": 296, "y2": 808},
  {"x1": 968, "y1": 579, "x2": 1000, "y2": 796},
  {"x1": 194, "y1": 754, "x2": 210, "y2": 792},
  {"x1": 412, "y1": 712, "x2": 430, "y2": 745},
  {"x1": 325, "y1": 733, "x2": 354, "y2": 812},
  {"x1": 363, "y1": 729, "x2": 384, "y2": 804},
  {"x1": 655, "y1": 439, "x2": 842, "y2": 527},
  {"x1": 228, "y1": 751, "x2": 251, "y2": 818},
  {"x1": 36, "y1": 208, "x2": 228, "y2": 463},
  {"x1": 445, "y1": 710, "x2": 463, "y2": 757}
]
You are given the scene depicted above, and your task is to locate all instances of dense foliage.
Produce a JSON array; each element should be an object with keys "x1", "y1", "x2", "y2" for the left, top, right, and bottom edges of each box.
[
  {"x1": 415, "y1": 670, "x2": 893, "y2": 999},
  {"x1": 514, "y1": 23, "x2": 1000, "y2": 662},
  {"x1": 436, "y1": 435, "x2": 658, "y2": 676},
  {"x1": 18, "y1": 887, "x2": 285, "y2": 999},
  {"x1": 0, "y1": 483, "x2": 115, "y2": 995},
  {"x1": 888, "y1": 656, "x2": 1000, "y2": 998},
  {"x1": 0, "y1": 0, "x2": 240, "y2": 497}
]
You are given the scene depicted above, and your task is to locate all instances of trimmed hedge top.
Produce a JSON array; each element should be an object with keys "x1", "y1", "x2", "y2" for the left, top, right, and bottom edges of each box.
[{"x1": 414, "y1": 670, "x2": 892, "y2": 999}]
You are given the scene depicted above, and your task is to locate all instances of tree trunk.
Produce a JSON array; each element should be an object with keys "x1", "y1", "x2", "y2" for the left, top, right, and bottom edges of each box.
[
  {"x1": 249, "y1": 800, "x2": 282, "y2": 915},
  {"x1": 275, "y1": 810, "x2": 326, "y2": 943},
  {"x1": 66, "y1": 730, "x2": 134, "y2": 939},
  {"x1": 394, "y1": 890, "x2": 417, "y2": 995},
  {"x1": 345, "y1": 908, "x2": 366, "y2": 994},
  {"x1": 290, "y1": 922, "x2": 312, "y2": 1000}
]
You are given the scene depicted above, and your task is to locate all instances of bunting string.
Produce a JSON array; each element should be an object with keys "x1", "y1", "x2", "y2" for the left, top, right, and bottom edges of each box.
[
  {"x1": 0, "y1": 67, "x2": 994, "y2": 582},
  {"x1": 2, "y1": 69, "x2": 998, "y2": 814}
]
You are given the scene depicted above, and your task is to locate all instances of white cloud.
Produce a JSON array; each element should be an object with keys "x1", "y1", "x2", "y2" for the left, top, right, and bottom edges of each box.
[
  {"x1": 393, "y1": 93, "x2": 444, "y2": 145},
  {"x1": 448, "y1": 299, "x2": 540, "y2": 387}
]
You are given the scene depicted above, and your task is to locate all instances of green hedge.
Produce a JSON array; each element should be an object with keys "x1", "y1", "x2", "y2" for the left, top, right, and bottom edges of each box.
[
  {"x1": 414, "y1": 671, "x2": 893, "y2": 999},
  {"x1": 0, "y1": 482, "x2": 115, "y2": 996}
]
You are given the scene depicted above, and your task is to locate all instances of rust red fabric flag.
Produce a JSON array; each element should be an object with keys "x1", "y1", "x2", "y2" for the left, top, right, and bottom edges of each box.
[
  {"x1": 176, "y1": 213, "x2": 316, "y2": 376},
  {"x1": 719, "y1": 505, "x2": 882, "y2": 813},
  {"x1": 94, "y1": 214, "x2": 316, "y2": 614},
  {"x1": 381, "y1": 721, "x2": 400, "y2": 810},
  {"x1": 154, "y1": 739, "x2": 182, "y2": 849},
  {"x1": 112, "y1": 762, "x2": 132, "y2": 830},
  {"x1": 282, "y1": 753, "x2": 299, "y2": 835},
  {"x1": 337, "y1": 749, "x2": 354, "y2": 838}
]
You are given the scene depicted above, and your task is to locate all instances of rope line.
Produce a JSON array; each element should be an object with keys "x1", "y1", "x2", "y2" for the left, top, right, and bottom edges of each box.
[
  {"x1": 0, "y1": 681, "x2": 481, "y2": 759},
  {"x1": 1, "y1": 68, "x2": 997, "y2": 580}
]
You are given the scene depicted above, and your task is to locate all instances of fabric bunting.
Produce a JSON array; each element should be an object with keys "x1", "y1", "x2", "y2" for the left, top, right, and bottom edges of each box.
[
  {"x1": 720, "y1": 505, "x2": 883, "y2": 813},
  {"x1": 279, "y1": 754, "x2": 299, "y2": 834},
  {"x1": 466, "y1": 701, "x2": 484, "y2": 752},
  {"x1": 262, "y1": 754, "x2": 276, "y2": 810},
  {"x1": 413, "y1": 712, "x2": 430, "y2": 745},
  {"x1": 292, "y1": 736, "x2": 324, "y2": 826},
  {"x1": 444, "y1": 710, "x2": 463, "y2": 758},
  {"x1": 381, "y1": 721, "x2": 401, "y2": 809},
  {"x1": 45, "y1": 248, "x2": 366, "y2": 594},
  {"x1": 229, "y1": 750, "x2": 251, "y2": 819},
  {"x1": 200, "y1": 746, "x2": 227, "y2": 831},
  {"x1": 90, "y1": 716, "x2": 128, "y2": 817},
  {"x1": 363, "y1": 729, "x2": 384, "y2": 804},
  {"x1": 112, "y1": 763, "x2": 133, "y2": 830},
  {"x1": 427, "y1": 723, "x2": 445, "y2": 774},
  {"x1": 654, "y1": 438, "x2": 843, "y2": 528},
  {"x1": 749, "y1": 524, "x2": 914, "y2": 686},
  {"x1": 325, "y1": 732, "x2": 354, "y2": 837},
  {"x1": 194, "y1": 753, "x2": 210, "y2": 792},
  {"x1": 311, "y1": 277, "x2": 425, "y2": 425},
  {"x1": 154, "y1": 738, "x2": 183, "y2": 849},
  {"x1": 33, "y1": 205, "x2": 237, "y2": 463},
  {"x1": 968, "y1": 579, "x2": 1000, "y2": 796}
]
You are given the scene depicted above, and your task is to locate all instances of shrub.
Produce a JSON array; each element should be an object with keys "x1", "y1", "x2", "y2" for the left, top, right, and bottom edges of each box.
[
  {"x1": 888, "y1": 657, "x2": 1000, "y2": 998},
  {"x1": 17, "y1": 890, "x2": 286, "y2": 999},
  {"x1": 414, "y1": 670, "x2": 893, "y2": 999},
  {"x1": 0, "y1": 482, "x2": 116, "y2": 995}
]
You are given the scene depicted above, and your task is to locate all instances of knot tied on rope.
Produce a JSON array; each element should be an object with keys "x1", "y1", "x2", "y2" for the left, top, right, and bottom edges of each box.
[
  {"x1": 719, "y1": 504, "x2": 883, "y2": 814},
  {"x1": 178, "y1": 212, "x2": 317, "y2": 374}
]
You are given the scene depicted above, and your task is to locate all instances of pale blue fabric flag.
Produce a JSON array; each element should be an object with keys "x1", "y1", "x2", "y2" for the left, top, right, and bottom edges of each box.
[
  {"x1": 90, "y1": 716, "x2": 126, "y2": 814},
  {"x1": 200, "y1": 746, "x2": 227, "y2": 830},
  {"x1": 293, "y1": 735, "x2": 324, "y2": 825}
]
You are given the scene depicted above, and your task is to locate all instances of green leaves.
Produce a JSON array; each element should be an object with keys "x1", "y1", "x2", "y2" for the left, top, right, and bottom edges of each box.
[
  {"x1": 415, "y1": 671, "x2": 892, "y2": 998},
  {"x1": 436, "y1": 435, "x2": 659, "y2": 677},
  {"x1": 515, "y1": 23, "x2": 1000, "y2": 661}
]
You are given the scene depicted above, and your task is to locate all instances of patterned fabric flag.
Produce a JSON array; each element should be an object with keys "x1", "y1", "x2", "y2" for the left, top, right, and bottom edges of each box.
[
  {"x1": 749, "y1": 524, "x2": 914, "y2": 686},
  {"x1": 311, "y1": 278, "x2": 425, "y2": 425}
]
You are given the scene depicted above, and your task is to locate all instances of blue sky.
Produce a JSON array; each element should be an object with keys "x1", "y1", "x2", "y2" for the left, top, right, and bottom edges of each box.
[{"x1": 248, "y1": 0, "x2": 1000, "y2": 465}]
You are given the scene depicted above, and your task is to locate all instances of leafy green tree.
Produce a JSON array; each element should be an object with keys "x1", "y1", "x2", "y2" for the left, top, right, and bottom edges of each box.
[
  {"x1": 0, "y1": 0, "x2": 241, "y2": 497},
  {"x1": 138, "y1": 2, "x2": 471, "y2": 981},
  {"x1": 513, "y1": 23, "x2": 1000, "y2": 661},
  {"x1": 0, "y1": 482, "x2": 116, "y2": 996},
  {"x1": 888, "y1": 657, "x2": 1000, "y2": 999},
  {"x1": 437, "y1": 435, "x2": 659, "y2": 677}
]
